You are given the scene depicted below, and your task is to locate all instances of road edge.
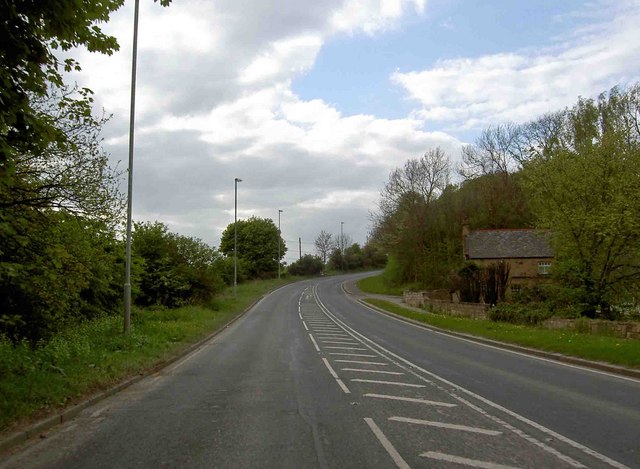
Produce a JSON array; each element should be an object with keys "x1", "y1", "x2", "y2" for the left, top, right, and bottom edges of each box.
[
  {"x1": 0, "y1": 283, "x2": 292, "y2": 454},
  {"x1": 341, "y1": 282, "x2": 640, "y2": 381}
]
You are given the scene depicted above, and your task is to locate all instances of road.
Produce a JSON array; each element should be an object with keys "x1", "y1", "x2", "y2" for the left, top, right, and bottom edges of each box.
[{"x1": 2, "y1": 273, "x2": 639, "y2": 468}]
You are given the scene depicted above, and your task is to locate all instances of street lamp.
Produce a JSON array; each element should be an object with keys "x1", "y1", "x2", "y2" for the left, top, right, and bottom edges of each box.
[
  {"x1": 234, "y1": 178, "x2": 242, "y2": 298},
  {"x1": 278, "y1": 209, "x2": 283, "y2": 279},
  {"x1": 124, "y1": 0, "x2": 141, "y2": 334},
  {"x1": 340, "y1": 221, "x2": 344, "y2": 271}
]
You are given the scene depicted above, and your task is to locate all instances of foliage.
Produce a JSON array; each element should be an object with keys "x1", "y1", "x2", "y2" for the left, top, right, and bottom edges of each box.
[
  {"x1": 219, "y1": 216, "x2": 286, "y2": 279},
  {"x1": 523, "y1": 85, "x2": 640, "y2": 316},
  {"x1": 357, "y1": 274, "x2": 404, "y2": 296},
  {"x1": 132, "y1": 221, "x2": 223, "y2": 307},
  {"x1": 288, "y1": 255, "x2": 324, "y2": 276},
  {"x1": 0, "y1": 209, "x2": 122, "y2": 342},
  {"x1": 489, "y1": 303, "x2": 554, "y2": 325},
  {"x1": 0, "y1": 0, "x2": 170, "y2": 189}
]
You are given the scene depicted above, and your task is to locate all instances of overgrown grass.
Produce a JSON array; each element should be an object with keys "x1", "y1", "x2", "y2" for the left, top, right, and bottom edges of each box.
[
  {"x1": 364, "y1": 299, "x2": 640, "y2": 369},
  {"x1": 0, "y1": 278, "x2": 295, "y2": 434},
  {"x1": 357, "y1": 274, "x2": 405, "y2": 296}
]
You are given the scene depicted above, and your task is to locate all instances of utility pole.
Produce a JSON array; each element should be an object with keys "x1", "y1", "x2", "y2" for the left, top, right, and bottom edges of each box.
[
  {"x1": 124, "y1": 0, "x2": 141, "y2": 334},
  {"x1": 299, "y1": 237, "x2": 302, "y2": 260},
  {"x1": 340, "y1": 221, "x2": 344, "y2": 271}
]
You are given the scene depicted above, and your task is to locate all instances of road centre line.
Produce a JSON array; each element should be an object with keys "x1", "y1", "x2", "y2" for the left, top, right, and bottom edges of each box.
[
  {"x1": 351, "y1": 379, "x2": 425, "y2": 388},
  {"x1": 334, "y1": 359, "x2": 388, "y2": 365},
  {"x1": 322, "y1": 358, "x2": 351, "y2": 394},
  {"x1": 364, "y1": 418, "x2": 410, "y2": 469},
  {"x1": 298, "y1": 312, "x2": 303, "y2": 320},
  {"x1": 314, "y1": 289, "x2": 607, "y2": 469},
  {"x1": 421, "y1": 451, "x2": 519, "y2": 469},
  {"x1": 389, "y1": 416, "x2": 502, "y2": 436},
  {"x1": 364, "y1": 393, "x2": 456, "y2": 407},
  {"x1": 341, "y1": 368, "x2": 404, "y2": 375},
  {"x1": 308, "y1": 333, "x2": 320, "y2": 352},
  {"x1": 302, "y1": 321, "x2": 309, "y2": 331}
]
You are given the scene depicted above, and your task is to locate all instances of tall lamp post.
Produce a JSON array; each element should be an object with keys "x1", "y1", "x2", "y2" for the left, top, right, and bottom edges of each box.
[
  {"x1": 278, "y1": 209, "x2": 283, "y2": 279},
  {"x1": 340, "y1": 221, "x2": 344, "y2": 271},
  {"x1": 234, "y1": 178, "x2": 242, "y2": 297},
  {"x1": 124, "y1": 0, "x2": 141, "y2": 334}
]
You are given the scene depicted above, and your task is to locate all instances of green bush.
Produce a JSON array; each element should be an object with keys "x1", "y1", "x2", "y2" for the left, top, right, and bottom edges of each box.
[
  {"x1": 489, "y1": 303, "x2": 554, "y2": 325},
  {"x1": 288, "y1": 255, "x2": 323, "y2": 276}
]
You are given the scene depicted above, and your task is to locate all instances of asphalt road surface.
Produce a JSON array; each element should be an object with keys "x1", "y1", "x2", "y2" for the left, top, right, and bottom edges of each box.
[{"x1": 3, "y1": 273, "x2": 639, "y2": 468}]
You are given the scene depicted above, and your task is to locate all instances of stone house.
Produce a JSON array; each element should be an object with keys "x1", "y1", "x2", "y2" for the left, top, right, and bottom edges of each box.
[{"x1": 463, "y1": 227, "x2": 554, "y2": 295}]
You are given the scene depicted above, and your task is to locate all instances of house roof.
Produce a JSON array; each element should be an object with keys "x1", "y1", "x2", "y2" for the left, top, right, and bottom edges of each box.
[{"x1": 464, "y1": 229, "x2": 553, "y2": 259}]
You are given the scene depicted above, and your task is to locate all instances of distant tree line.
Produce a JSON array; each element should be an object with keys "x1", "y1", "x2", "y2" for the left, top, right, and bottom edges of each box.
[{"x1": 372, "y1": 83, "x2": 640, "y2": 318}]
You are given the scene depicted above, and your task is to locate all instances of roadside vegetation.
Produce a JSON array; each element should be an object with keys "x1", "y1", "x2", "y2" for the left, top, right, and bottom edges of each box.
[
  {"x1": 357, "y1": 274, "x2": 404, "y2": 296},
  {"x1": 0, "y1": 278, "x2": 294, "y2": 434},
  {"x1": 364, "y1": 299, "x2": 640, "y2": 369}
]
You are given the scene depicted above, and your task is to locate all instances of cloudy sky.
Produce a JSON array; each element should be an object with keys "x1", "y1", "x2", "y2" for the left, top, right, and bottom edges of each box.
[{"x1": 68, "y1": 0, "x2": 640, "y2": 264}]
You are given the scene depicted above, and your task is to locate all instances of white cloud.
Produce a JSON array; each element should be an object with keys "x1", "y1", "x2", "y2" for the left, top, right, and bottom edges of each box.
[
  {"x1": 329, "y1": 0, "x2": 425, "y2": 34},
  {"x1": 392, "y1": 1, "x2": 640, "y2": 129}
]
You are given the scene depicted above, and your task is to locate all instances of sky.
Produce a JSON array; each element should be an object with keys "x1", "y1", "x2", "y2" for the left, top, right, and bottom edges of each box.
[{"x1": 67, "y1": 0, "x2": 640, "y2": 265}]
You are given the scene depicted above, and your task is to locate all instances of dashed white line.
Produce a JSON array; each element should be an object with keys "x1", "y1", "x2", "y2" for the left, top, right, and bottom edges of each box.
[
  {"x1": 420, "y1": 451, "x2": 519, "y2": 469},
  {"x1": 341, "y1": 368, "x2": 404, "y2": 375},
  {"x1": 351, "y1": 379, "x2": 425, "y2": 388},
  {"x1": 364, "y1": 393, "x2": 456, "y2": 408},
  {"x1": 302, "y1": 321, "x2": 309, "y2": 331},
  {"x1": 364, "y1": 418, "x2": 410, "y2": 469},
  {"x1": 308, "y1": 333, "x2": 320, "y2": 352},
  {"x1": 322, "y1": 358, "x2": 351, "y2": 394},
  {"x1": 390, "y1": 416, "x2": 502, "y2": 436}
]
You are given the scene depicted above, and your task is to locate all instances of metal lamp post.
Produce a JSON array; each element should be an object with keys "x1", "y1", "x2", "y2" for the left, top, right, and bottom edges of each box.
[
  {"x1": 234, "y1": 178, "x2": 242, "y2": 297},
  {"x1": 278, "y1": 209, "x2": 283, "y2": 279},
  {"x1": 124, "y1": 0, "x2": 141, "y2": 334}
]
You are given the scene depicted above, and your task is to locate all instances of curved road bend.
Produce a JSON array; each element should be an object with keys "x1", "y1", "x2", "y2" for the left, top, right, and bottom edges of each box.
[{"x1": 2, "y1": 274, "x2": 639, "y2": 468}]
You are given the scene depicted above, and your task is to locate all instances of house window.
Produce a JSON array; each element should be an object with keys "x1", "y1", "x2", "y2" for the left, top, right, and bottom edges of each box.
[{"x1": 538, "y1": 261, "x2": 552, "y2": 275}]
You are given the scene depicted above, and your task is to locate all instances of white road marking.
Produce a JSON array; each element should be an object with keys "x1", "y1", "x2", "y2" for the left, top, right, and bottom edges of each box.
[
  {"x1": 390, "y1": 416, "x2": 502, "y2": 436},
  {"x1": 308, "y1": 333, "x2": 320, "y2": 352},
  {"x1": 321, "y1": 340, "x2": 360, "y2": 345},
  {"x1": 322, "y1": 358, "x2": 351, "y2": 394},
  {"x1": 351, "y1": 379, "x2": 425, "y2": 388},
  {"x1": 302, "y1": 321, "x2": 309, "y2": 331},
  {"x1": 329, "y1": 353, "x2": 380, "y2": 358},
  {"x1": 298, "y1": 312, "x2": 303, "y2": 320},
  {"x1": 364, "y1": 393, "x2": 456, "y2": 408},
  {"x1": 421, "y1": 451, "x2": 519, "y2": 469},
  {"x1": 314, "y1": 293, "x2": 602, "y2": 469},
  {"x1": 334, "y1": 359, "x2": 388, "y2": 365},
  {"x1": 341, "y1": 368, "x2": 404, "y2": 375},
  {"x1": 325, "y1": 346, "x2": 368, "y2": 350},
  {"x1": 315, "y1": 334, "x2": 351, "y2": 338},
  {"x1": 364, "y1": 418, "x2": 410, "y2": 469}
]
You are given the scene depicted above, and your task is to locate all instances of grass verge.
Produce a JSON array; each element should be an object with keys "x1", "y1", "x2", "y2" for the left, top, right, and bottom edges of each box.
[
  {"x1": 357, "y1": 274, "x2": 404, "y2": 296},
  {"x1": 0, "y1": 277, "x2": 296, "y2": 434},
  {"x1": 364, "y1": 298, "x2": 640, "y2": 369}
]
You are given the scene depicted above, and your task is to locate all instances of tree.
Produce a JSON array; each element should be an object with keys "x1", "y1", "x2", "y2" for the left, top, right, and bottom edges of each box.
[
  {"x1": 0, "y1": 0, "x2": 170, "y2": 188},
  {"x1": 523, "y1": 86, "x2": 640, "y2": 316},
  {"x1": 219, "y1": 217, "x2": 286, "y2": 279},
  {"x1": 314, "y1": 230, "x2": 333, "y2": 264}
]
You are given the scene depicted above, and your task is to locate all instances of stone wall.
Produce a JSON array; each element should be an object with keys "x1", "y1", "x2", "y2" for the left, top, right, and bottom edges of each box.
[
  {"x1": 403, "y1": 291, "x2": 489, "y2": 319},
  {"x1": 543, "y1": 318, "x2": 640, "y2": 340}
]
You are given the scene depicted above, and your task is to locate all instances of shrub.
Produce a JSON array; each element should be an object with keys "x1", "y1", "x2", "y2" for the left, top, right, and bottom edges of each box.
[
  {"x1": 288, "y1": 255, "x2": 323, "y2": 276},
  {"x1": 489, "y1": 303, "x2": 554, "y2": 325}
]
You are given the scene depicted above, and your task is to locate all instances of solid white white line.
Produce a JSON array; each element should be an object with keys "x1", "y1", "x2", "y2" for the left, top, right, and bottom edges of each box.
[
  {"x1": 325, "y1": 346, "x2": 368, "y2": 350},
  {"x1": 364, "y1": 418, "x2": 410, "y2": 469},
  {"x1": 334, "y1": 359, "x2": 388, "y2": 365},
  {"x1": 302, "y1": 321, "x2": 309, "y2": 331},
  {"x1": 315, "y1": 295, "x2": 597, "y2": 469},
  {"x1": 308, "y1": 333, "x2": 320, "y2": 352},
  {"x1": 421, "y1": 451, "x2": 518, "y2": 469},
  {"x1": 356, "y1": 296, "x2": 640, "y2": 385},
  {"x1": 341, "y1": 368, "x2": 404, "y2": 375},
  {"x1": 389, "y1": 416, "x2": 502, "y2": 436},
  {"x1": 364, "y1": 393, "x2": 456, "y2": 407},
  {"x1": 322, "y1": 358, "x2": 350, "y2": 394},
  {"x1": 351, "y1": 379, "x2": 425, "y2": 388}
]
